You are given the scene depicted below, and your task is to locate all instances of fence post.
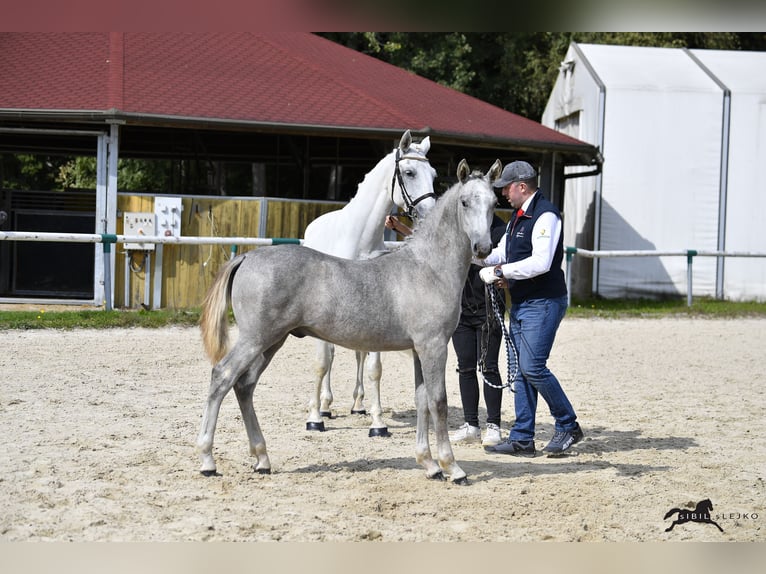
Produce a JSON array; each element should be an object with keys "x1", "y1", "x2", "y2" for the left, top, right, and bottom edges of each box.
[
  {"x1": 101, "y1": 234, "x2": 118, "y2": 311},
  {"x1": 686, "y1": 250, "x2": 697, "y2": 307},
  {"x1": 565, "y1": 246, "x2": 577, "y2": 307}
]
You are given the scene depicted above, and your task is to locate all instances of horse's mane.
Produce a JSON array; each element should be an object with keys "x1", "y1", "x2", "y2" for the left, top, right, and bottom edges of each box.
[
  {"x1": 345, "y1": 149, "x2": 395, "y2": 202},
  {"x1": 401, "y1": 177, "x2": 465, "y2": 247},
  {"x1": 345, "y1": 140, "x2": 429, "y2": 203}
]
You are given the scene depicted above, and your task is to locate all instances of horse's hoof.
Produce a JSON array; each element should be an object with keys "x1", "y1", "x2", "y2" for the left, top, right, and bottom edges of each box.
[
  {"x1": 200, "y1": 470, "x2": 220, "y2": 477},
  {"x1": 351, "y1": 409, "x2": 367, "y2": 415},
  {"x1": 306, "y1": 421, "x2": 326, "y2": 431},
  {"x1": 427, "y1": 471, "x2": 446, "y2": 481},
  {"x1": 320, "y1": 411, "x2": 335, "y2": 419},
  {"x1": 254, "y1": 467, "x2": 271, "y2": 475},
  {"x1": 368, "y1": 427, "x2": 391, "y2": 438},
  {"x1": 452, "y1": 476, "x2": 469, "y2": 486}
]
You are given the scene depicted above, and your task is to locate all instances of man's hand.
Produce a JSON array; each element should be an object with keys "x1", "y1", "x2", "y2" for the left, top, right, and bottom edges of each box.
[
  {"x1": 480, "y1": 265, "x2": 508, "y2": 288},
  {"x1": 479, "y1": 265, "x2": 503, "y2": 284},
  {"x1": 479, "y1": 266, "x2": 496, "y2": 284}
]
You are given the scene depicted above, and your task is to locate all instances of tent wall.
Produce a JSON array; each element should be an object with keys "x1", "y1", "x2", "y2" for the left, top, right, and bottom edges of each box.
[
  {"x1": 690, "y1": 49, "x2": 766, "y2": 302},
  {"x1": 543, "y1": 43, "x2": 765, "y2": 302},
  {"x1": 542, "y1": 45, "x2": 604, "y2": 299}
]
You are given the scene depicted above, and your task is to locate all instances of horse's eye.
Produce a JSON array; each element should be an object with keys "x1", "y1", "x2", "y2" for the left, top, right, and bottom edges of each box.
[
  {"x1": 404, "y1": 170, "x2": 414, "y2": 177},
  {"x1": 461, "y1": 199, "x2": 468, "y2": 207}
]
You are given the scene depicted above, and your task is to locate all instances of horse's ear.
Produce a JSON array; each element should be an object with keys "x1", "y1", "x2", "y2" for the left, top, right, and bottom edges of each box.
[
  {"x1": 488, "y1": 159, "x2": 503, "y2": 184},
  {"x1": 399, "y1": 130, "x2": 412, "y2": 152},
  {"x1": 419, "y1": 136, "x2": 430, "y2": 155},
  {"x1": 457, "y1": 159, "x2": 470, "y2": 183}
]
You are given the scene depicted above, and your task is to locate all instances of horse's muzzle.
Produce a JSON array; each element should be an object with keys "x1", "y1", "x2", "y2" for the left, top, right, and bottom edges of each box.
[{"x1": 473, "y1": 241, "x2": 492, "y2": 259}]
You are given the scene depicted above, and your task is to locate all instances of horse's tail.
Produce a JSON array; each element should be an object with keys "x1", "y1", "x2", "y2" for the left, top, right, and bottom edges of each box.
[
  {"x1": 200, "y1": 254, "x2": 246, "y2": 364},
  {"x1": 663, "y1": 508, "x2": 681, "y2": 520}
]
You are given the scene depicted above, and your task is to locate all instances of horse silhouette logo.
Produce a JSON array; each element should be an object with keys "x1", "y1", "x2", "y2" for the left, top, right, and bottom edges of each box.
[{"x1": 664, "y1": 499, "x2": 724, "y2": 532}]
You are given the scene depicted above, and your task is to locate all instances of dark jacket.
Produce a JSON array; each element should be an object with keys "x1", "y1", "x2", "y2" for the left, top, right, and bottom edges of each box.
[
  {"x1": 461, "y1": 214, "x2": 507, "y2": 319},
  {"x1": 505, "y1": 191, "x2": 566, "y2": 302}
]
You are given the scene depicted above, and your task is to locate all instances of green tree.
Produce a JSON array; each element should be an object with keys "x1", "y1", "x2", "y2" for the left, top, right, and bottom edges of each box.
[
  {"x1": 1, "y1": 154, "x2": 70, "y2": 190},
  {"x1": 5, "y1": 155, "x2": 174, "y2": 193},
  {"x1": 57, "y1": 156, "x2": 97, "y2": 189},
  {"x1": 321, "y1": 32, "x2": 766, "y2": 121}
]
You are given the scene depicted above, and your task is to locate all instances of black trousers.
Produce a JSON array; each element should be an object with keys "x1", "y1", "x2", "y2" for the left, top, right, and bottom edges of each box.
[{"x1": 451, "y1": 313, "x2": 504, "y2": 427}]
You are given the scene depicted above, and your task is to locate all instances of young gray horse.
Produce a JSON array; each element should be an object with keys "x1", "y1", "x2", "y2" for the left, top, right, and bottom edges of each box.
[{"x1": 196, "y1": 159, "x2": 502, "y2": 483}]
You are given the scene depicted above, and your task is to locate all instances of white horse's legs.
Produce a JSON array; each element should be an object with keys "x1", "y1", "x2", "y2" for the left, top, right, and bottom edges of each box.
[
  {"x1": 412, "y1": 349, "x2": 467, "y2": 484},
  {"x1": 311, "y1": 346, "x2": 390, "y2": 437},
  {"x1": 307, "y1": 339, "x2": 332, "y2": 431},
  {"x1": 317, "y1": 341, "x2": 335, "y2": 416},
  {"x1": 351, "y1": 350, "x2": 367, "y2": 414},
  {"x1": 363, "y1": 352, "x2": 390, "y2": 437}
]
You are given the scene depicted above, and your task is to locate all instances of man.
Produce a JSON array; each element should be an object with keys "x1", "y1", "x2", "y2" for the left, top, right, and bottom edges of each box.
[{"x1": 478, "y1": 160, "x2": 583, "y2": 456}]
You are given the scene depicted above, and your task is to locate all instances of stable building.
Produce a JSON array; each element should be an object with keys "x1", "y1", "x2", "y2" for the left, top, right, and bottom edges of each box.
[{"x1": 0, "y1": 33, "x2": 600, "y2": 308}]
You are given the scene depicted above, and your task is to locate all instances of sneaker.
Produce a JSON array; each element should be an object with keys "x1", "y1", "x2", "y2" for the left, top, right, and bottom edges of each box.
[
  {"x1": 543, "y1": 423, "x2": 584, "y2": 454},
  {"x1": 449, "y1": 422, "x2": 481, "y2": 444},
  {"x1": 484, "y1": 438, "x2": 536, "y2": 457},
  {"x1": 482, "y1": 423, "x2": 503, "y2": 447}
]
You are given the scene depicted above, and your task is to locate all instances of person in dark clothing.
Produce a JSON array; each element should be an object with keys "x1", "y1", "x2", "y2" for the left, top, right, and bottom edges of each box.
[
  {"x1": 385, "y1": 213, "x2": 507, "y2": 446},
  {"x1": 478, "y1": 160, "x2": 583, "y2": 457}
]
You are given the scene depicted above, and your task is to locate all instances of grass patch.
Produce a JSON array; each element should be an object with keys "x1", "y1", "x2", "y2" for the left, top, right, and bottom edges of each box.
[
  {"x1": 567, "y1": 296, "x2": 766, "y2": 318},
  {"x1": 0, "y1": 308, "x2": 202, "y2": 330},
  {"x1": 0, "y1": 297, "x2": 764, "y2": 330}
]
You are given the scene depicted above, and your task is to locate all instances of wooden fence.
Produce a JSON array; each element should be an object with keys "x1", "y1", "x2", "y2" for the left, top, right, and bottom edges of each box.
[{"x1": 117, "y1": 195, "x2": 342, "y2": 309}]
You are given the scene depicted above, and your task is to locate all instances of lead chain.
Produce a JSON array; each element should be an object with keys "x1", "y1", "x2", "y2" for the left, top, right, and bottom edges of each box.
[{"x1": 481, "y1": 285, "x2": 518, "y2": 393}]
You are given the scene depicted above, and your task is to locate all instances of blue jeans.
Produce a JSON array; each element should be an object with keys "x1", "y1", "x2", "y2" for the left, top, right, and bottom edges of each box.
[{"x1": 508, "y1": 295, "x2": 577, "y2": 442}]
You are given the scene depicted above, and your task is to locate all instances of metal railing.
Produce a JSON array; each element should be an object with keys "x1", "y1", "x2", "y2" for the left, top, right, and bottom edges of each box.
[
  {"x1": 565, "y1": 247, "x2": 766, "y2": 306},
  {"x1": 0, "y1": 231, "x2": 402, "y2": 310}
]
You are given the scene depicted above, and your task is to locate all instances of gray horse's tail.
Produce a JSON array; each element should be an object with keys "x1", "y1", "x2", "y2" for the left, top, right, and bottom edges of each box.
[{"x1": 200, "y1": 254, "x2": 246, "y2": 364}]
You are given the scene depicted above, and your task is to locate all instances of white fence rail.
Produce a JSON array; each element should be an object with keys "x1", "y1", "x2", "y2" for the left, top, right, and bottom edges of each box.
[
  {"x1": 565, "y1": 247, "x2": 766, "y2": 306},
  {"x1": 0, "y1": 231, "x2": 401, "y2": 310},
  {"x1": 12, "y1": 231, "x2": 762, "y2": 310}
]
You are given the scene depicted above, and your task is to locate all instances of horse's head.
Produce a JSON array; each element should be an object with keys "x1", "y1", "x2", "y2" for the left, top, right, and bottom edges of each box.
[
  {"x1": 391, "y1": 130, "x2": 437, "y2": 221},
  {"x1": 456, "y1": 158, "x2": 502, "y2": 258}
]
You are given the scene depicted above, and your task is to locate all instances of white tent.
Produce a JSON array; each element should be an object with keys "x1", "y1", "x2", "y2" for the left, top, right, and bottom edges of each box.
[{"x1": 542, "y1": 43, "x2": 766, "y2": 301}]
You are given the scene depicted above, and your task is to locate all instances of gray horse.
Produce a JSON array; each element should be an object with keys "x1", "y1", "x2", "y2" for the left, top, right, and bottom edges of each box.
[{"x1": 196, "y1": 159, "x2": 502, "y2": 484}]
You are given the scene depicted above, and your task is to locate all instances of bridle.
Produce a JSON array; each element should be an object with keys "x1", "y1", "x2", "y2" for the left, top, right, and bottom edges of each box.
[{"x1": 391, "y1": 148, "x2": 436, "y2": 220}]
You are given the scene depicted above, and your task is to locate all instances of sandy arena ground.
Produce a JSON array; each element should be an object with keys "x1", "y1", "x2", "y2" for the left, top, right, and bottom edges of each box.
[{"x1": 0, "y1": 317, "x2": 763, "y2": 542}]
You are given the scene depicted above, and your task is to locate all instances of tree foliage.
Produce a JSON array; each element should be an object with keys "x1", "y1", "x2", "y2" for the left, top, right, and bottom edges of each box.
[
  {"x1": 321, "y1": 32, "x2": 766, "y2": 121},
  {"x1": 2, "y1": 155, "x2": 173, "y2": 192}
]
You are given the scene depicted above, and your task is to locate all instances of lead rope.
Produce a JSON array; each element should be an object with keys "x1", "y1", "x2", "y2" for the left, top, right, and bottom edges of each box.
[{"x1": 479, "y1": 284, "x2": 518, "y2": 393}]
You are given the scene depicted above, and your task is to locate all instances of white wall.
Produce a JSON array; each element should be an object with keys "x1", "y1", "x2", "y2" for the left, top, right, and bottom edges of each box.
[
  {"x1": 544, "y1": 43, "x2": 765, "y2": 301},
  {"x1": 692, "y1": 49, "x2": 766, "y2": 301}
]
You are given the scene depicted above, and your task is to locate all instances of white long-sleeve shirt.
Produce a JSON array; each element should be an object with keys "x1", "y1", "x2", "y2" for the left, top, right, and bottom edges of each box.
[{"x1": 478, "y1": 193, "x2": 562, "y2": 280}]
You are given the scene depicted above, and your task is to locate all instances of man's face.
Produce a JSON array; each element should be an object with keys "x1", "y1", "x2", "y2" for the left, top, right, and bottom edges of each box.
[{"x1": 503, "y1": 181, "x2": 525, "y2": 209}]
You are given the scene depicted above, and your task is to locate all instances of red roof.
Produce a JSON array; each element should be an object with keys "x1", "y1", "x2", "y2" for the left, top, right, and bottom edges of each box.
[{"x1": 0, "y1": 32, "x2": 592, "y2": 153}]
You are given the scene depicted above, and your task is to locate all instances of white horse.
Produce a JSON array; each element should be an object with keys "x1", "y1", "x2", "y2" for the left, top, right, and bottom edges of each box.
[
  {"x1": 302, "y1": 130, "x2": 437, "y2": 436},
  {"x1": 196, "y1": 159, "x2": 502, "y2": 483}
]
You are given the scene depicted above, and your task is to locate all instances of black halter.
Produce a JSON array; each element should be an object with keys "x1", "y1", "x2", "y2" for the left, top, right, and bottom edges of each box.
[{"x1": 391, "y1": 148, "x2": 436, "y2": 220}]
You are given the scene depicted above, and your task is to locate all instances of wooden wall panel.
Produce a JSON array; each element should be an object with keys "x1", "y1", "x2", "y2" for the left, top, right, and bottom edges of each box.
[{"x1": 115, "y1": 196, "x2": 339, "y2": 309}]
